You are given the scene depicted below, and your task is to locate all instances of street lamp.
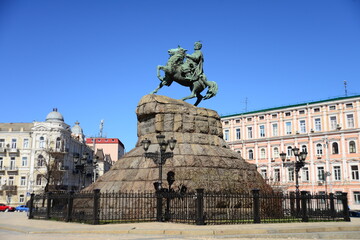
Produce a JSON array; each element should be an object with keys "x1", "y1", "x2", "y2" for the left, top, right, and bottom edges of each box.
[
  {"x1": 141, "y1": 134, "x2": 177, "y2": 190},
  {"x1": 280, "y1": 147, "x2": 307, "y2": 216},
  {"x1": 280, "y1": 147, "x2": 307, "y2": 195},
  {"x1": 73, "y1": 152, "x2": 91, "y2": 189}
]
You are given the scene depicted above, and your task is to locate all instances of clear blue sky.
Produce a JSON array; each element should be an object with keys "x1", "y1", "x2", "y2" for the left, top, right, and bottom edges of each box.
[{"x1": 1, "y1": 0, "x2": 360, "y2": 151}]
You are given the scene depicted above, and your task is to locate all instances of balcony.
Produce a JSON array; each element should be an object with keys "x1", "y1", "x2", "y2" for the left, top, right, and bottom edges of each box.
[
  {"x1": 49, "y1": 147, "x2": 68, "y2": 157},
  {"x1": 0, "y1": 147, "x2": 6, "y2": 155},
  {"x1": 0, "y1": 166, "x2": 5, "y2": 174},
  {"x1": 8, "y1": 148, "x2": 19, "y2": 156},
  {"x1": 1, "y1": 185, "x2": 17, "y2": 194},
  {"x1": 7, "y1": 166, "x2": 18, "y2": 175}
]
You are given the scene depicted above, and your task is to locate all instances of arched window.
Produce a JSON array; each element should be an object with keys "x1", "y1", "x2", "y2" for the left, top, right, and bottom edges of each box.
[
  {"x1": 39, "y1": 136, "x2": 45, "y2": 148},
  {"x1": 316, "y1": 143, "x2": 323, "y2": 155},
  {"x1": 332, "y1": 142, "x2": 339, "y2": 154},
  {"x1": 273, "y1": 147, "x2": 279, "y2": 158},
  {"x1": 349, "y1": 141, "x2": 356, "y2": 153},
  {"x1": 36, "y1": 174, "x2": 43, "y2": 185},
  {"x1": 301, "y1": 145, "x2": 307, "y2": 153},
  {"x1": 260, "y1": 148, "x2": 266, "y2": 159},
  {"x1": 56, "y1": 137, "x2": 61, "y2": 150},
  {"x1": 248, "y1": 150, "x2": 254, "y2": 160},
  {"x1": 287, "y1": 146, "x2": 292, "y2": 157},
  {"x1": 37, "y1": 155, "x2": 45, "y2": 167}
]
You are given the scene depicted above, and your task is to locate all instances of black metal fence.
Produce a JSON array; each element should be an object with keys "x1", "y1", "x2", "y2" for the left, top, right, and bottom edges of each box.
[{"x1": 28, "y1": 189, "x2": 350, "y2": 225}]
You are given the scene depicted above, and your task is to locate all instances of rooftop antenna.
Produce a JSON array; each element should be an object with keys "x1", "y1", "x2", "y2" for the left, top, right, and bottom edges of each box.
[
  {"x1": 344, "y1": 80, "x2": 348, "y2": 97},
  {"x1": 244, "y1": 97, "x2": 248, "y2": 112},
  {"x1": 99, "y1": 120, "x2": 104, "y2": 138}
]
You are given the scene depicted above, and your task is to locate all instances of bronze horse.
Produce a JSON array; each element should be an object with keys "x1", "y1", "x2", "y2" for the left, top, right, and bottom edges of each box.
[{"x1": 150, "y1": 47, "x2": 218, "y2": 106}]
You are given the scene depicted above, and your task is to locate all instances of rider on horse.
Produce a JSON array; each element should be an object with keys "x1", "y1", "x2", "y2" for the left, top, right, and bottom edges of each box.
[{"x1": 183, "y1": 42, "x2": 207, "y2": 89}]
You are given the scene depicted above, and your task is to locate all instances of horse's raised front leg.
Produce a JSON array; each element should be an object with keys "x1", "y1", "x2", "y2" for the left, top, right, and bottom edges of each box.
[
  {"x1": 181, "y1": 88, "x2": 197, "y2": 101},
  {"x1": 157, "y1": 65, "x2": 165, "y2": 81}
]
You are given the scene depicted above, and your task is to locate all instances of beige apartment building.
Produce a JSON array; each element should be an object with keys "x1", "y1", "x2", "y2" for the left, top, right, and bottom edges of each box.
[
  {"x1": 221, "y1": 95, "x2": 360, "y2": 209},
  {"x1": 0, "y1": 109, "x2": 94, "y2": 206}
]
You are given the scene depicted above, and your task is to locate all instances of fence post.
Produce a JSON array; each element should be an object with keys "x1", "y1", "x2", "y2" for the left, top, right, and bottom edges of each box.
[
  {"x1": 341, "y1": 192, "x2": 350, "y2": 222},
  {"x1": 93, "y1": 189, "x2": 100, "y2": 225},
  {"x1": 28, "y1": 192, "x2": 35, "y2": 219},
  {"x1": 195, "y1": 188, "x2": 205, "y2": 225},
  {"x1": 300, "y1": 191, "x2": 308, "y2": 222},
  {"x1": 155, "y1": 189, "x2": 163, "y2": 222},
  {"x1": 252, "y1": 189, "x2": 260, "y2": 223},
  {"x1": 329, "y1": 193, "x2": 335, "y2": 218},
  {"x1": 66, "y1": 191, "x2": 74, "y2": 222},
  {"x1": 46, "y1": 192, "x2": 52, "y2": 219}
]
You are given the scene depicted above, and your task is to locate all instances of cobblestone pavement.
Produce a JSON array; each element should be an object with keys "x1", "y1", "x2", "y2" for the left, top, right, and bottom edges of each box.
[{"x1": 1, "y1": 212, "x2": 359, "y2": 240}]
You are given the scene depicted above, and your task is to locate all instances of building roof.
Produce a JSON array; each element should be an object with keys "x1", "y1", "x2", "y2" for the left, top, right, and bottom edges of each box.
[
  {"x1": 0, "y1": 123, "x2": 34, "y2": 132},
  {"x1": 221, "y1": 95, "x2": 360, "y2": 118},
  {"x1": 46, "y1": 108, "x2": 64, "y2": 122},
  {"x1": 86, "y1": 138, "x2": 125, "y2": 148}
]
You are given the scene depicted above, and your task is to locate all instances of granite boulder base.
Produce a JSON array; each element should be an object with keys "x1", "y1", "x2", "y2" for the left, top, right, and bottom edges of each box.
[{"x1": 85, "y1": 95, "x2": 271, "y2": 192}]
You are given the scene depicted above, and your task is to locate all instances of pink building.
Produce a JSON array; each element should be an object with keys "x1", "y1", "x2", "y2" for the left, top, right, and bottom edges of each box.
[
  {"x1": 85, "y1": 138, "x2": 125, "y2": 162},
  {"x1": 221, "y1": 95, "x2": 360, "y2": 209}
]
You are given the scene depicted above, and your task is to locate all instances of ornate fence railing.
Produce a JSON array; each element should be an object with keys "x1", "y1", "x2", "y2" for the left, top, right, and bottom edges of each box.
[{"x1": 28, "y1": 189, "x2": 350, "y2": 225}]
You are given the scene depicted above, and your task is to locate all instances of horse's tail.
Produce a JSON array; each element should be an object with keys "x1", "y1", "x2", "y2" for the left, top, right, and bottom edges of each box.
[{"x1": 204, "y1": 81, "x2": 218, "y2": 100}]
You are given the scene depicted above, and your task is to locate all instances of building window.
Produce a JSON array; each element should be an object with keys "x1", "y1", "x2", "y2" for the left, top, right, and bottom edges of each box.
[
  {"x1": 330, "y1": 116, "x2": 337, "y2": 130},
  {"x1": 21, "y1": 157, "x2": 28, "y2": 167},
  {"x1": 285, "y1": 112, "x2": 291, "y2": 117},
  {"x1": 333, "y1": 166, "x2": 341, "y2": 181},
  {"x1": 8, "y1": 176, "x2": 14, "y2": 185},
  {"x1": 248, "y1": 150, "x2": 254, "y2": 160},
  {"x1": 314, "y1": 108, "x2": 320, "y2": 112},
  {"x1": 318, "y1": 166, "x2": 325, "y2": 181},
  {"x1": 39, "y1": 136, "x2": 45, "y2": 148},
  {"x1": 287, "y1": 146, "x2": 292, "y2": 157},
  {"x1": 285, "y1": 122, "x2": 292, "y2": 135},
  {"x1": 247, "y1": 127, "x2": 253, "y2": 139},
  {"x1": 346, "y1": 103, "x2": 353, "y2": 109},
  {"x1": 315, "y1": 118, "x2": 321, "y2": 131},
  {"x1": 261, "y1": 169, "x2": 267, "y2": 179},
  {"x1": 273, "y1": 147, "x2": 279, "y2": 159},
  {"x1": 36, "y1": 175, "x2": 43, "y2": 185},
  {"x1": 224, "y1": 121, "x2": 229, "y2": 125},
  {"x1": 329, "y1": 105, "x2": 336, "y2": 110},
  {"x1": 0, "y1": 139, "x2": 4, "y2": 148},
  {"x1": 299, "y1": 120, "x2": 306, "y2": 133},
  {"x1": 260, "y1": 148, "x2": 266, "y2": 159},
  {"x1": 272, "y1": 123, "x2": 278, "y2": 136},
  {"x1": 19, "y1": 194, "x2": 25, "y2": 203},
  {"x1": 11, "y1": 139, "x2": 17, "y2": 149},
  {"x1": 316, "y1": 143, "x2": 323, "y2": 155},
  {"x1": 10, "y1": 157, "x2": 15, "y2": 170},
  {"x1": 301, "y1": 145, "x2": 307, "y2": 153},
  {"x1": 37, "y1": 155, "x2": 45, "y2": 167},
  {"x1": 235, "y1": 119, "x2": 240, "y2": 123},
  {"x1": 235, "y1": 128, "x2": 241, "y2": 140},
  {"x1": 259, "y1": 125, "x2": 265, "y2": 137},
  {"x1": 347, "y1": 114, "x2": 354, "y2": 128},
  {"x1": 354, "y1": 192, "x2": 360, "y2": 204},
  {"x1": 351, "y1": 166, "x2": 359, "y2": 180},
  {"x1": 23, "y1": 139, "x2": 29, "y2": 148},
  {"x1": 349, "y1": 141, "x2": 356, "y2": 153},
  {"x1": 288, "y1": 168, "x2": 294, "y2": 181},
  {"x1": 224, "y1": 130, "x2": 229, "y2": 141},
  {"x1": 247, "y1": 118, "x2": 252, "y2": 122},
  {"x1": 302, "y1": 167, "x2": 309, "y2": 181},
  {"x1": 20, "y1": 176, "x2": 26, "y2": 186},
  {"x1": 56, "y1": 137, "x2": 61, "y2": 150},
  {"x1": 274, "y1": 169, "x2": 280, "y2": 182},
  {"x1": 332, "y1": 142, "x2": 339, "y2": 154},
  {"x1": 0, "y1": 157, "x2": 3, "y2": 169},
  {"x1": 259, "y1": 116, "x2": 265, "y2": 120},
  {"x1": 299, "y1": 110, "x2": 305, "y2": 115}
]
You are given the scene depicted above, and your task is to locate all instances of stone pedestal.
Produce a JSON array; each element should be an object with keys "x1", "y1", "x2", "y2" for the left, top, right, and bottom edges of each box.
[{"x1": 86, "y1": 95, "x2": 271, "y2": 192}]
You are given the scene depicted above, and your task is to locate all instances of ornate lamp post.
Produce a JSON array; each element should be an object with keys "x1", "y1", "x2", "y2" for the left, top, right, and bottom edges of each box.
[
  {"x1": 141, "y1": 134, "x2": 177, "y2": 190},
  {"x1": 73, "y1": 152, "x2": 90, "y2": 189},
  {"x1": 280, "y1": 147, "x2": 307, "y2": 216},
  {"x1": 280, "y1": 147, "x2": 307, "y2": 195}
]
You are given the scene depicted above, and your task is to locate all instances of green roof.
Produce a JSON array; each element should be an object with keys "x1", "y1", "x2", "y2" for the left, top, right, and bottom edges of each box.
[{"x1": 221, "y1": 95, "x2": 360, "y2": 118}]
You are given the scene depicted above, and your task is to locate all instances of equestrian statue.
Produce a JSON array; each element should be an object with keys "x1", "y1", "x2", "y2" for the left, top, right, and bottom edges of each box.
[{"x1": 150, "y1": 42, "x2": 218, "y2": 106}]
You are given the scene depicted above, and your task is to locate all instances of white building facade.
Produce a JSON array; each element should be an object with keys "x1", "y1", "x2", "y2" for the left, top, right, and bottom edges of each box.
[
  {"x1": 221, "y1": 95, "x2": 360, "y2": 209},
  {"x1": 0, "y1": 109, "x2": 94, "y2": 205}
]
